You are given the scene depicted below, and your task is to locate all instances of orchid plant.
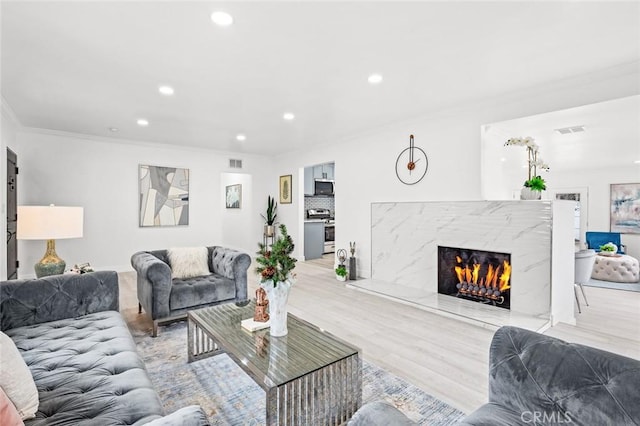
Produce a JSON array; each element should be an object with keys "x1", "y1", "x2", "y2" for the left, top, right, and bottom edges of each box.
[{"x1": 504, "y1": 137, "x2": 550, "y2": 191}]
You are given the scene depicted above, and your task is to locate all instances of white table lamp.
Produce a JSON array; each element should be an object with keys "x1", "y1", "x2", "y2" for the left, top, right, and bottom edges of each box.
[{"x1": 17, "y1": 205, "x2": 84, "y2": 277}]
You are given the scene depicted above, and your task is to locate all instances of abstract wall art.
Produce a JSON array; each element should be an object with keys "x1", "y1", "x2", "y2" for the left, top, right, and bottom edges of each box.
[
  {"x1": 610, "y1": 183, "x2": 640, "y2": 234},
  {"x1": 226, "y1": 184, "x2": 242, "y2": 209},
  {"x1": 139, "y1": 164, "x2": 189, "y2": 227}
]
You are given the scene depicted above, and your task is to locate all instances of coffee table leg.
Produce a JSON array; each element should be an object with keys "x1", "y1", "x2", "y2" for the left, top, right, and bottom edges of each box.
[
  {"x1": 188, "y1": 317, "x2": 223, "y2": 363},
  {"x1": 263, "y1": 353, "x2": 361, "y2": 425}
]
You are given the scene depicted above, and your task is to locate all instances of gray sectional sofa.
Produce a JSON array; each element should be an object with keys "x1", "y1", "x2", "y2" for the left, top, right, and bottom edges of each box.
[
  {"x1": 131, "y1": 246, "x2": 251, "y2": 336},
  {"x1": 0, "y1": 271, "x2": 208, "y2": 425}
]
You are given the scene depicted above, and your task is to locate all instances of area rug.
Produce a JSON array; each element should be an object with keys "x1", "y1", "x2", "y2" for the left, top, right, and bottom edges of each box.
[
  {"x1": 134, "y1": 321, "x2": 465, "y2": 425},
  {"x1": 585, "y1": 278, "x2": 640, "y2": 292}
]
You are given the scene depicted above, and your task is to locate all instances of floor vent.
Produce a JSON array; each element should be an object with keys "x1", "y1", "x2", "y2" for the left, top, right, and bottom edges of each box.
[{"x1": 229, "y1": 159, "x2": 243, "y2": 169}]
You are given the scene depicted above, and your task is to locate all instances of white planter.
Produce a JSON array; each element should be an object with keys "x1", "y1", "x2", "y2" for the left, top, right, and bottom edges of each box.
[
  {"x1": 336, "y1": 274, "x2": 347, "y2": 282},
  {"x1": 261, "y1": 280, "x2": 291, "y2": 337},
  {"x1": 520, "y1": 187, "x2": 542, "y2": 200}
]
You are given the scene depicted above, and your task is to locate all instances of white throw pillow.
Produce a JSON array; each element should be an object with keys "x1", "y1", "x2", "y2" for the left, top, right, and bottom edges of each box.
[
  {"x1": 0, "y1": 331, "x2": 39, "y2": 420},
  {"x1": 167, "y1": 247, "x2": 210, "y2": 279}
]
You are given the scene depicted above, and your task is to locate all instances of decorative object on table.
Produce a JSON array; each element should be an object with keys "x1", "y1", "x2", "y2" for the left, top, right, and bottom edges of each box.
[
  {"x1": 70, "y1": 262, "x2": 94, "y2": 274},
  {"x1": 598, "y1": 242, "x2": 618, "y2": 256},
  {"x1": 610, "y1": 183, "x2": 640, "y2": 234},
  {"x1": 17, "y1": 205, "x2": 84, "y2": 278},
  {"x1": 349, "y1": 241, "x2": 357, "y2": 280},
  {"x1": 279, "y1": 175, "x2": 292, "y2": 204},
  {"x1": 254, "y1": 288, "x2": 269, "y2": 322},
  {"x1": 395, "y1": 134, "x2": 429, "y2": 185},
  {"x1": 255, "y1": 224, "x2": 297, "y2": 337},
  {"x1": 260, "y1": 195, "x2": 278, "y2": 238},
  {"x1": 225, "y1": 184, "x2": 242, "y2": 209},
  {"x1": 139, "y1": 164, "x2": 189, "y2": 226},
  {"x1": 504, "y1": 137, "x2": 550, "y2": 200}
]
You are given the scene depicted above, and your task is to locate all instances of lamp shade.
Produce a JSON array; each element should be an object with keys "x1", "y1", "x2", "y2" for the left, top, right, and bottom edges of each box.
[{"x1": 17, "y1": 205, "x2": 84, "y2": 240}]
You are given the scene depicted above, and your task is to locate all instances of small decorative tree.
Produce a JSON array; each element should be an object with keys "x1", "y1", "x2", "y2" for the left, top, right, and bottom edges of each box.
[{"x1": 255, "y1": 224, "x2": 297, "y2": 286}]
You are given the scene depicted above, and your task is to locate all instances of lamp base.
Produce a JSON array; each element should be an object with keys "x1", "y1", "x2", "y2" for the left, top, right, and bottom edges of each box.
[{"x1": 34, "y1": 239, "x2": 66, "y2": 278}]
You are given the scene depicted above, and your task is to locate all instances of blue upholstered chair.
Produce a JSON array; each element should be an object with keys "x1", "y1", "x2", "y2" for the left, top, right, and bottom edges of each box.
[{"x1": 585, "y1": 231, "x2": 626, "y2": 254}]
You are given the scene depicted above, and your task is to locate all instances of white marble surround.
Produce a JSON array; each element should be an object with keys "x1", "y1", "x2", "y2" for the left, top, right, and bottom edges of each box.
[{"x1": 349, "y1": 201, "x2": 576, "y2": 330}]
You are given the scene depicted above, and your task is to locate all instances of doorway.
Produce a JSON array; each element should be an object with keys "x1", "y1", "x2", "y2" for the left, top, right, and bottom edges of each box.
[{"x1": 7, "y1": 148, "x2": 17, "y2": 279}]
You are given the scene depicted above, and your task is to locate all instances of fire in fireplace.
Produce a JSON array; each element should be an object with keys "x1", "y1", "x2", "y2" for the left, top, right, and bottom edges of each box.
[{"x1": 438, "y1": 246, "x2": 512, "y2": 310}]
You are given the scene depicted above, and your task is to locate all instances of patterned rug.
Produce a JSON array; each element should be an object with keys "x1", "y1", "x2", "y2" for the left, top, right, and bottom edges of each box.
[{"x1": 134, "y1": 321, "x2": 465, "y2": 425}]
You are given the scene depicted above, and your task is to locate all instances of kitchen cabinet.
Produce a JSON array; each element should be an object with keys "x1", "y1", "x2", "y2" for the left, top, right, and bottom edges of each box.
[
  {"x1": 304, "y1": 167, "x2": 314, "y2": 195},
  {"x1": 312, "y1": 163, "x2": 334, "y2": 180},
  {"x1": 304, "y1": 222, "x2": 324, "y2": 260},
  {"x1": 305, "y1": 162, "x2": 335, "y2": 196}
]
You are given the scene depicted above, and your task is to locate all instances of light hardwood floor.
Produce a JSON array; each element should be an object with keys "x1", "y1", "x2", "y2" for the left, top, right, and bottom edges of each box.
[{"x1": 120, "y1": 260, "x2": 640, "y2": 414}]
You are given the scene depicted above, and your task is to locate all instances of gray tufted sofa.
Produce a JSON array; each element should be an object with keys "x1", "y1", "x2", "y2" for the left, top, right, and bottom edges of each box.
[
  {"x1": 459, "y1": 326, "x2": 640, "y2": 425},
  {"x1": 0, "y1": 271, "x2": 208, "y2": 425},
  {"x1": 131, "y1": 246, "x2": 251, "y2": 336}
]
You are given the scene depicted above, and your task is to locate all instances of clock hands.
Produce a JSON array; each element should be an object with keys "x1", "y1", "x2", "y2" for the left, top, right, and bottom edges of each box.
[
  {"x1": 407, "y1": 134, "x2": 416, "y2": 172},
  {"x1": 396, "y1": 134, "x2": 428, "y2": 184}
]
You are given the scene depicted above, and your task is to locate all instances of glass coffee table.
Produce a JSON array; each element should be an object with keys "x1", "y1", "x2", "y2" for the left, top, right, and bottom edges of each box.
[{"x1": 187, "y1": 301, "x2": 362, "y2": 425}]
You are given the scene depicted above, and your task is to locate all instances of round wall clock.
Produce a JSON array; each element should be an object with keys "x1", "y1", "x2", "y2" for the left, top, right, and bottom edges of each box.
[{"x1": 395, "y1": 134, "x2": 428, "y2": 185}]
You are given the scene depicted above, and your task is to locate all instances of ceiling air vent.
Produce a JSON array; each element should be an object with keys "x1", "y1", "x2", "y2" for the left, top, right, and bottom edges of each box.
[
  {"x1": 554, "y1": 125, "x2": 585, "y2": 135},
  {"x1": 229, "y1": 158, "x2": 243, "y2": 169}
]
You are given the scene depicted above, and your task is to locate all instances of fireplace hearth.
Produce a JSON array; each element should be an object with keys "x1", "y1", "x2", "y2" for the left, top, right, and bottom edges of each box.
[{"x1": 438, "y1": 246, "x2": 512, "y2": 310}]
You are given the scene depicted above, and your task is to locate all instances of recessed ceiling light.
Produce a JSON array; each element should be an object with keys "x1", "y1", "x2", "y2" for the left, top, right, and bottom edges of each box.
[
  {"x1": 211, "y1": 11, "x2": 233, "y2": 26},
  {"x1": 137, "y1": 119, "x2": 149, "y2": 127},
  {"x1": 634, "y1": 160, "x2": 640, "y2": 164},
  {"x1": 158, "y1": 85, "x2": 174, "y2": 96},
  {"x1": 500, "y1": 157, "x2": 506, "y2": 162},
  {"x1": 283, "y1": 112, "x2": 295, "y2": 121},
  {"x1": 109, "y1": 127, "x2": 119, "y2": 132},
  {"x1": 368, "y1": 74, "x2": 383, "y2": 84},
  {"x1": 236, "y1": 134, "x2": 246, "y2": 141}
]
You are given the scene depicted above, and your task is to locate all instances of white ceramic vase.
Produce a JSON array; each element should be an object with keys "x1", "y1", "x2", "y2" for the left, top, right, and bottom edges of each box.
[
  {"x1": 261, "y1": 280, "x2": 292, "y2": 337},
  {"x1": 520, "y1": 187, "x2": 542, "y2": 200}
]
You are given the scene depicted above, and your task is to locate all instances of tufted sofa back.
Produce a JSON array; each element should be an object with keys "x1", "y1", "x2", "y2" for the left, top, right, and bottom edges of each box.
[
  {"x1": 488, "y1": 326, "x2": 640, "y2": 425},
  {"x1": 1, "y1": 271, "x2": 119, "y2": 332}
]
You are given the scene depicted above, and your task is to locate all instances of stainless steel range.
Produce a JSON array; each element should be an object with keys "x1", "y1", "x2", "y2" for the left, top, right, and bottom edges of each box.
[{"x1": 307, "y1": 208, "x2": 335, "y2": 254}]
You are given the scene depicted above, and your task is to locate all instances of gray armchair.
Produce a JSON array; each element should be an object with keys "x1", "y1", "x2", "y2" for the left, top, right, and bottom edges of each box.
[
  {"x1": 460, "y1": 326, "x2": 640, "y2": 425},
  {"x1": 131, "y1": 246, "x2": 251, "y2": 336}
]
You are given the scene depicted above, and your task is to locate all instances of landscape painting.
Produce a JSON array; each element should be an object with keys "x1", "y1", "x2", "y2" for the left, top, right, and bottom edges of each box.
[
  {"x1": 139, "y1": 165, "x2": 189, "y2": 227},
  {"x1": 610, "y1": 183, "x2": 640, "y2": 234}
]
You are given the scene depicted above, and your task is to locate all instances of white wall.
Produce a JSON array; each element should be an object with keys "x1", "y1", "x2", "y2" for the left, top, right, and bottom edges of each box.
[
  {"x1": 16, "y1": 130, "x2": 271, "y2": 276},
  {"x1": 273, "y1": 64, "x2": 640, "y2": 278}
]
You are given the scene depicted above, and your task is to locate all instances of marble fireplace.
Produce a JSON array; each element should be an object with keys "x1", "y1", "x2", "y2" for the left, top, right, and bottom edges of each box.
[{"x1": 347, "y1": 200, "x2": 575, "y2": 331}]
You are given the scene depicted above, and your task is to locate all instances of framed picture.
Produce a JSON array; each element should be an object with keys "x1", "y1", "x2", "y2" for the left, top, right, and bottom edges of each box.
[
  {"x1": 280, "y1": 175, "x2": 292, "y2": 204},
  {"x1": 139, "y1": 164, "x2": 189, "y2": 227},
  {"x1": 226, "y1": 184, "x2": 242, "y2": 209},
  {"x1": 610, "y1": 183, "x2": 640, "y2": 234}
]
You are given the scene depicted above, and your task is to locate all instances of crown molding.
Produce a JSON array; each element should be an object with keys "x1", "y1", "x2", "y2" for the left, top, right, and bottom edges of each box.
[
  {"x1": 1, "y1": 95, "x2": 23, "y2": 128},
  {"x1": 20, "y1": 126, "x2": 270, "y2": 160}
]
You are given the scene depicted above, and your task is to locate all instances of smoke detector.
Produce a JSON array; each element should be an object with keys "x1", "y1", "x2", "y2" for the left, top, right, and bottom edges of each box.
[{"x1": 554, "y1": 125, "x2": 585, "y2": 135}]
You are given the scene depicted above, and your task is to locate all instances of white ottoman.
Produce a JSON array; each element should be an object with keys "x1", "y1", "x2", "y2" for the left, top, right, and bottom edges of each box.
[{"x1": 592, "y1": 254, "x2": 640, "y2": 283}]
